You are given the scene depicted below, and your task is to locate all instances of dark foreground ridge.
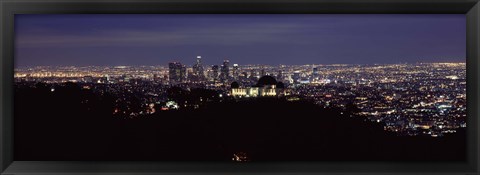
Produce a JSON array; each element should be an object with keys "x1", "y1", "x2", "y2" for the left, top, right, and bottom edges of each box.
[{"x1": 15, "y1": 83, "x2": 466, "y2": 161}]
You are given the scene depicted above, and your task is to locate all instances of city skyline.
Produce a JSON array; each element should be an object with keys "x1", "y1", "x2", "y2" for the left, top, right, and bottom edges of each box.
[
  {"x1": 14, "y1": 60, "x2": 467, "y2": 69},
  {"x1": 15, "y1": 14, "x2": 465, "y2": 67}
]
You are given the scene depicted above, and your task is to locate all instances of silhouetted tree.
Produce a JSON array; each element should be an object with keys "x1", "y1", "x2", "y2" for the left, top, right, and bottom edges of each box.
[
  {"x1": 231, "y1": 81, "x2": 240, "y2": 89},
  {"x1": 276, "y1": 81, "x2": 285, "y2": 89},
  {"x1": 257, "y1": 75, "x2": 277, "y2": 86},
  {"x1": 345, "y1": 102, "x2": 361, "y2": 114}
]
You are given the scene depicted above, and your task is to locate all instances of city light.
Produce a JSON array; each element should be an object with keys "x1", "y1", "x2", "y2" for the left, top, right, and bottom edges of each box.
[{"x1": 14, "y1": 60, "x2": 466, "y2": 137}]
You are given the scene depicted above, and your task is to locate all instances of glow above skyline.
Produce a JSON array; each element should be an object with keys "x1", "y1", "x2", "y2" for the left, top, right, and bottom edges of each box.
[{"x1": 15, "y1": 14, "x2": 466, "y2": 67}]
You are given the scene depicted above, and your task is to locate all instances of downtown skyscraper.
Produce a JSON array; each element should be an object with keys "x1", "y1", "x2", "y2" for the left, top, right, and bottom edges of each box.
[
  {"x1": 220, "y1": 60, "x2": 230, "y2": 83},
  {"x1": 192, "y1": 56, "x2": 205, "y2": 82},
  {"x1": 169, "y1": 62, "x2": 186, "y2": 85}
]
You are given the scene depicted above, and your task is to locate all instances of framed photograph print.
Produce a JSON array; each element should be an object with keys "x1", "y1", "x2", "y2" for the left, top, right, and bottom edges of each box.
[{"x1": 1, "y1": 0, "x2": 479, "y2": 174}]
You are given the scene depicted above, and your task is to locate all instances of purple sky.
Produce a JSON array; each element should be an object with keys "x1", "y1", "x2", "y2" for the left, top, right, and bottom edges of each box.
[{"x1": 15, "y1": 14, "x2": 465, "y2": 67}]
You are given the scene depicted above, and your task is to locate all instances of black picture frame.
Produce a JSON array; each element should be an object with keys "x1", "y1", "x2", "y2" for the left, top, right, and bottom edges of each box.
[{"x1": 1, "y1": 0, "x2": 479, "y2": 174}]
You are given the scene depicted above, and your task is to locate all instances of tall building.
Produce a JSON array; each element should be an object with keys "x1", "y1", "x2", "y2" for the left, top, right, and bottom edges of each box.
[
  {"x1": 169, "y1": 62, "x2": 186, "y2": 85},
  {"x1": 186, "y1": 68, "x2": 194, "y2": 82},
  {"x1": 220, "y1": 60, "x2": 230, "y2": 83},
  {"x1": 233, "y1": 64, "x2": 239, "y2": 80},
  {"x1": 212, "y1": 65, "x2": 219, "y2": 82},
  {"x1": 192, "y1": 56, "x2": 205, "y2": 82},
  {"x1": 292, "y1": 71, "x2": 301, "y2": 84}
]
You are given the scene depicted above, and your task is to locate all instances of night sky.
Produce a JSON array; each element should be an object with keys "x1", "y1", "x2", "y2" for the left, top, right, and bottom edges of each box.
[{"x1": 15, "y1": 14, "x2": 465, "y2": 67}]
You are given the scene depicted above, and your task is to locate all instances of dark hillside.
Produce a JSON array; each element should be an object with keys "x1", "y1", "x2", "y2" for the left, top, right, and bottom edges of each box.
[{"x1": 14, "y1": 83, "x2": 466, "y2": 161}]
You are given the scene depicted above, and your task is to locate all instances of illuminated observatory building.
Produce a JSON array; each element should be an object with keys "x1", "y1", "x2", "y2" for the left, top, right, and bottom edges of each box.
[{"x1": 231, "y1": 75, "x2": 285, "y2": 97}]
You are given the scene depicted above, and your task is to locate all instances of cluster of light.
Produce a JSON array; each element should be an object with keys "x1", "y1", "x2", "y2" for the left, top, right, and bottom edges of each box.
[{"x1": 232, "y1": 152, "x2": 249, "y2": 162}]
